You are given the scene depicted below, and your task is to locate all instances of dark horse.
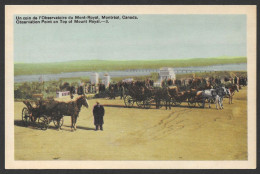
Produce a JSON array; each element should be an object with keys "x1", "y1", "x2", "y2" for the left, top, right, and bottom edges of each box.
[{"x1": 54, "y1": 95, "x2": 89, "y2": 131}]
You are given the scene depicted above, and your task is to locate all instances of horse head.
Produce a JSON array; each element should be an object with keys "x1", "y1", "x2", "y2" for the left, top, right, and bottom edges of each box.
[{"x1": 77, "y1": 95, "x2": 89, "y2": 109}]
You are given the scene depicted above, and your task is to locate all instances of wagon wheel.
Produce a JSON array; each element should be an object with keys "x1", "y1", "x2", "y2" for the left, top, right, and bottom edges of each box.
[
  {"x1": 144, "y1": 99, "x2": 151, "y2": 109},
  {"x1": 124, "y1": 95, "x2": 134, "y2": 108},
  {"x1": 197, "y1": 100, "x2": 205, "y2": 108},
  {"x1": 136, "y1": 100, "x2": 144, "y2": 108},
  {"x1": 188, "y1": 97, "x2": 196, "y2": 107},
  {"x1": 53, "y1": 117, "x2": 64, "y2": 127},
  {"x1": 22, "y1": 107, "x2": 29, "y2": 122},
  {"x1": 171, "y1": 98, "x2": 182, "y2": 106},
  {"x1": 38, "y1": 115, "x2": 49, "y2": 130},
  {"x1": 158, "y1": 100, "x2": 166, "y2": 108}
]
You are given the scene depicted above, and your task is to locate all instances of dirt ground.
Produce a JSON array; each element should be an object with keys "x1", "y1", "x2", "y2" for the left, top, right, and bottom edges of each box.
[{"x1": 14, "y1": 87, "x2": 247, "y2": 160}]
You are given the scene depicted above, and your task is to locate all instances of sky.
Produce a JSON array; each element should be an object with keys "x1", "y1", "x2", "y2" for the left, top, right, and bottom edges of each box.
[{"x1": 14, "y1": 14, "x2": 246, "y2": 63}]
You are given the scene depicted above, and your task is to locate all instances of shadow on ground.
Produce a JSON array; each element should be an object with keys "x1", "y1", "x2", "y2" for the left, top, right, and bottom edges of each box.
[
  {"x1": 103, "y1": 103, "x2": 205, "y2": 110},
  {"x1": 63, "y1": 125, "x2": 96, "y2": 131}
]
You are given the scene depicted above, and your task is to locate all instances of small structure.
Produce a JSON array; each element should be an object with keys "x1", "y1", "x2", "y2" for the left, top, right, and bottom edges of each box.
[
  {"x1": 220, "y1": 77, "x2": 225, "y2": 84},
  {"x1": 102, "y1": 73, "x2": 111, "y2": 88},
  {"x1": 90, "y1": 72, "x2": 99, "y2": 85},
  {"x1": 153, "y1": 81, "x2": 161, "y2": 87},
  {"x1": 159, "y1": 67, "x2": 176, "y2": 82},
  {"x1": 56, "y1": 91, "x2": 70, "y2": 98},
  {"x1": 122, "y1": 78, "x2": 134, "y2": 83}
]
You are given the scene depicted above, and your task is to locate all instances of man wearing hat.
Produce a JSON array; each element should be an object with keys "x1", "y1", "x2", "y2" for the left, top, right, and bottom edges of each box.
[{"x1": 93, "y1": 102, "x2": 105, "y2": 131}]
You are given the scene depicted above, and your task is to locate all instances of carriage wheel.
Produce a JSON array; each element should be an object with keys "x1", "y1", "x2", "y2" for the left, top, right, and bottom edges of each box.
[
  {"x1": 53, "y1": 117, "x2": 64, "y2": 127},
  {"x1": 38, "y1": 115, "x2": 49, "y2": 130},
  {"x1": 197, "y1": 100, "x2": 204, "y2": 108},
  {"x1": 22, "y1": 107, "x2": 30, "y2": 125},
  {"x1": 188, "y1": 97, "x2": 196, "y2": 107},
  {"x1": 158, "y1": 100, "x2": 166, "y2": 108},
  {"x1": 171, "y1": 98, "x2": 181, "y2": 106},
  {"x1": 144, "y1": 99, "x2": 151, "y2": 109},
  {"x1": 124, "y1": 95, "x2": 134, "y2": 107},
  {"x1": 136, "y1": 100, "x2": 144, "y2": 108}
]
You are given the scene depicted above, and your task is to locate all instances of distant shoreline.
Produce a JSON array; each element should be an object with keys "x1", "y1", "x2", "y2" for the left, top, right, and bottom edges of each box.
[{"x1": 14, "y1": 57, "x2": 246, "y2": 76}]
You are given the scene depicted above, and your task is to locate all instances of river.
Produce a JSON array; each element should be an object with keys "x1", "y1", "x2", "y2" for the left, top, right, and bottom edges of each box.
[{"x1": 14, "y1": 63, "x2": 247, "y2": 83}]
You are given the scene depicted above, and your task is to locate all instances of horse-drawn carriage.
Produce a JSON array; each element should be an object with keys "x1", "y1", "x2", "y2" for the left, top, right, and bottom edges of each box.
[
  {"x1": 22, "y1": 94, "x2": 89, "y2": 131},
  {"x1": 122, "y1": 84, "x2": 205, "y2": 109},
  {"x1": 123, "y1": 86, "x2": 154, "y2": 109},
  {"x1": 22, "y1": 97, "x2": 64, "y2": 130}
]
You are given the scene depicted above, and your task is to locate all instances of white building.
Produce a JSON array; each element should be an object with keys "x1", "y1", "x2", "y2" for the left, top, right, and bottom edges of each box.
[
  {"x1": 122, "y1": 78, "x2": 134, "y2": 83},
  {"x1": 90, "y1": 72, "x2": 99, "y2": 85},
  {"x1": 102, "y1": 73, "x2": 110, "y2": 88},
  {"x1": 159, "y1": 67, "x2": 176, "y2": 82},
  {"x1": 153, "y1": 81, "x2": 162, "y2": 87}
]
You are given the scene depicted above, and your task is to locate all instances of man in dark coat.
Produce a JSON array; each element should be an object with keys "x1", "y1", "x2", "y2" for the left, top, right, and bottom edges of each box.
[{"x1": 93, "y1": 102, "x2": 105, "y2": 131}]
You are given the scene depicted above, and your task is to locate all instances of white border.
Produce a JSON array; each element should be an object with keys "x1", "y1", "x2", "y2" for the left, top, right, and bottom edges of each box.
[{"x1": 5, "y1": 5, "x2": 257, "y2": 169}]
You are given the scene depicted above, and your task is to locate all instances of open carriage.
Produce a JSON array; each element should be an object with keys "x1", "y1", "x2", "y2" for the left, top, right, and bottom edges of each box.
[
  {"x1": 123, "y1": 86, "x2": 154, "y2": 109},
  {"x1": 22, "y1": 95, "x2": 64, "y2": 130}
]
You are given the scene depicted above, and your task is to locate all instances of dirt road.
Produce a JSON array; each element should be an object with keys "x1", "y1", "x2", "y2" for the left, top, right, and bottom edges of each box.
[{"x1": 14, "y1": 87, "x2": 247, "y2": 160}]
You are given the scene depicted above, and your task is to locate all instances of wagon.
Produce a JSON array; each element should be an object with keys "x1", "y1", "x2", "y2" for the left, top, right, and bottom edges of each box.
[
  {"x1": 22, "y1": 99, "x2": 64, "y2": 130},
  {"x1": 168, "y1": 88, "x2": 204, "y2": 108},
  {"x1": 123, "y1": 86, "x2": 154, "y2": 109}
]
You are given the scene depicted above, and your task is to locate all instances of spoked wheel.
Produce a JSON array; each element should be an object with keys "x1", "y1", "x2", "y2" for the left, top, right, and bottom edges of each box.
[
  {"x1": 188, "y1": 97, "x2": 196, "y2": 107},
  {"x1": 172, "y1": 98, "x2": 182, "y2": 106},
  {"x1": 136, "y1": 100, "x2": 144, "y2": 108},
  {"x1": 143, "y1": 99, "x2": 151, "y2": 109},
  {"x1": 124, "y1": 95, "x2": 134, "y2": 108},
  {"x1": 22, "y1": 107, "x2": 30, "y2": 125},
  {"x1": 197, "y1": 100, "x2": 205, "y2": 108},
  {"x1": 158, "y1": 100, "x2": 166, "y2": 108},
  {"x1": 38, "y1": 115, "x2": 49, "y2": 130},
  {"x1": 53, "y1": 117, "x2": 64, "y2": 128}
]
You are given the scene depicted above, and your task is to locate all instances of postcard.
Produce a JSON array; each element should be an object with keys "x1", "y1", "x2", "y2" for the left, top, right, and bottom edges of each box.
[{"x1": 5, "y1": 5, "x2": 256, "y2": 169}]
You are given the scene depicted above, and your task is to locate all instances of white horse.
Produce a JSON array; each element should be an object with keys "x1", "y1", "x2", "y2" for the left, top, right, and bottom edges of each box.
[
  {"x1": 216, "y1": 87, "x2": 229, "y2": 109},
  {"x1": 201, "y1": 89, "x2": 222, "y2": 110}
]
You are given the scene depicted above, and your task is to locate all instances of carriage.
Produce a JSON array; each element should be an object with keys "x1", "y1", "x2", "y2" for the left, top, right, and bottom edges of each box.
[
  {"x1": 22, "y1": 97, "x2": 64, "y2": 130},
  {"x1": 161, "y1": 87, "x2": 204, "y2": 108},
  {"x1": 123, "y1": 86, "x2": 154, "y2": 109}
]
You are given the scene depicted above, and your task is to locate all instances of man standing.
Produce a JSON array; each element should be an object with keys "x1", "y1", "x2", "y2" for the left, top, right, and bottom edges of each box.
[
  {"x1": 93, "y1": 102, "x2": 105, "y2": 131},
  {"x1": 78, "y1": 83, "x2": 85, "y2": 95}
]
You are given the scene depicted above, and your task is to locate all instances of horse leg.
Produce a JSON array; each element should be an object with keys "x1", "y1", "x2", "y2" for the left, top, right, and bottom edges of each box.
[
  {"x1": 71, "y1": 116, "x2": 73, "y2": 130},
  {"x1": 215, "y1": 97, "x2": 218, "y2": 110},
  {"x1": 57, "y1": 118, "x2": 60, "y2": 131},
  {"x1": 74, "y1": 116, "x2": 78, "y2": 130},
  {"x1": 73, "y1": 116, "x2": 76, "y2": 130}
]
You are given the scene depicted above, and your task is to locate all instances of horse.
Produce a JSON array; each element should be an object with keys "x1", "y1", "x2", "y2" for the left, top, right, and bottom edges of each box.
[
  {"x1": 54, "y1": 95, "x2": 89, "y2": 131},
  {"x1": 227, "y1": 84, "x2": 239, "y2": 104},
  {"x1": 153, "y1": 87, "x2": 173, "y2": 110},
  {"x1": 215, "y1": 86, "x2": 229, "y2": 109},
  {"x1": 200, "y1": 89, "x2": 222, "y2": 109}
]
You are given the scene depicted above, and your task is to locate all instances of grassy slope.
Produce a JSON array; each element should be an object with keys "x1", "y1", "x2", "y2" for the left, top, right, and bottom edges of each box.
[{"x1": 14, "y1": 57, "x2": 247, "y2": 76}]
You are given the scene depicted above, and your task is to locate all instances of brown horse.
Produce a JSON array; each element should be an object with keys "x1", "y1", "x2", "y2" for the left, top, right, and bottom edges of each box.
[
  {"x1": 54, "y1": 95, "x2": 89, "y2": 131},
  {"x1": 227, "y1": 84, "x2": 239, "y2": 104}
]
